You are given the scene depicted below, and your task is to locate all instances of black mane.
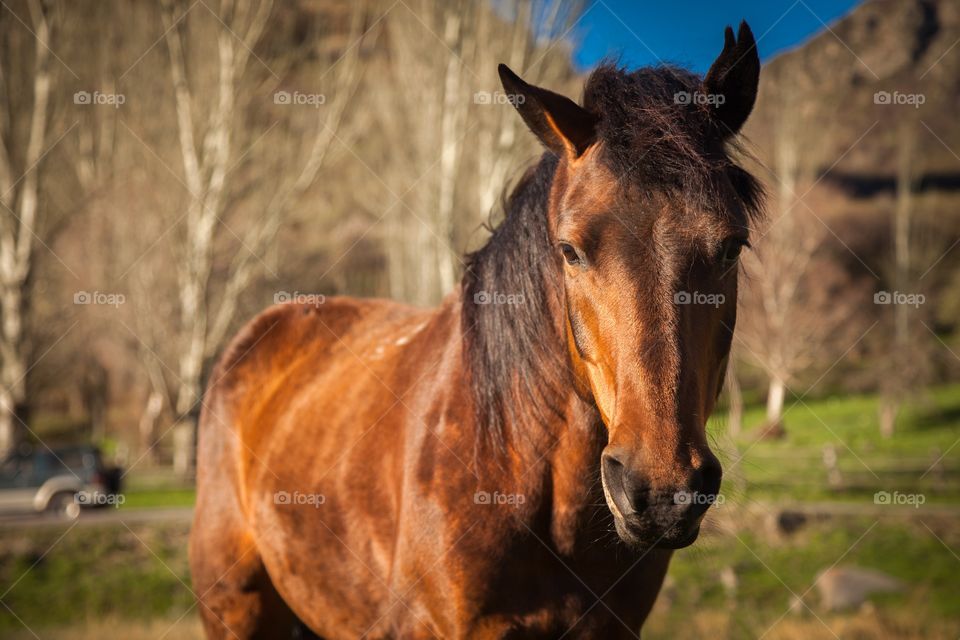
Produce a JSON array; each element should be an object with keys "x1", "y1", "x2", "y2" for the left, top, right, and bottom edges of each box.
[{"x1": 462, "y1": 153, "x2": 568, "y2": 452}]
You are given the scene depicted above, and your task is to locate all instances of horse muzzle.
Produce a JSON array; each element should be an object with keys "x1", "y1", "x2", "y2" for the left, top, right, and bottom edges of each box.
[{"x1": 600, "y1": 447, "x2": 722, "y2": 549}]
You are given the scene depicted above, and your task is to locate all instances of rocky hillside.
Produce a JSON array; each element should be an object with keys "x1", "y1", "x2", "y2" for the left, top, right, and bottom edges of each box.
[
  {"x1": 733, "y1": 0, "x2": 960, "y2": 390},
  {"x1": 746, "y1": 0, "x2": 960, "y2": 181}
]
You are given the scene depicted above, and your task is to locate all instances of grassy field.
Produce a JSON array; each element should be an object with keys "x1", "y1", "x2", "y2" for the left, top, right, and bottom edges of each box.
[
  {"x1": 1, "y1": 513, "x2": 956, "y2": 639},
  {"x1": 1, "y1": 385, "x2": 958, "y2": 638},
  {"x1": 710, "y1": 383, "x2": 960, "y2": 503},
  {"x1": 0, "y1": 522, "x2": 194, "y2": 637},
  {"x1": 119, "y1": 487, "x2": 196, "y2": 510},
  {"x1": 645, "y1": 511, "x2": 960, "y2": 639}
]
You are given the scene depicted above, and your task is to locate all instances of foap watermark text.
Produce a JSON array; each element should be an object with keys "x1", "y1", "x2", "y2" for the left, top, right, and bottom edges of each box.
[
  {"x1": 275, "y1": 291, "x2": 326, "y2": 306},
  {"x1": 874, "y1": 291, "x2": 924, "y2": 308},
  {"x1": 474, "y1": 490, "x2": 525, "y2": 507},
  {"x1": 274, "y1": 490, "x2": 326, "y2": 508},
  {"x1": 674, "y1": 291, "x2": 725, "y2": 308},
  {"x1": 74, "y1": 291, "x2": 125, "y2": 307}
]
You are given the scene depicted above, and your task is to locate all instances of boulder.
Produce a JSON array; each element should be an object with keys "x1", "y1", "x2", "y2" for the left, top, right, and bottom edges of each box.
[{"x1": 815, "y1": 566, "x2": 904, "y2": 611}]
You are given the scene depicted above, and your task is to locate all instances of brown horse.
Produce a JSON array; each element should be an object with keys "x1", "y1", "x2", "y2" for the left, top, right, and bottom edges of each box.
[{"x1": 191, "y1": 22, "x2": 763, "y2": 640}]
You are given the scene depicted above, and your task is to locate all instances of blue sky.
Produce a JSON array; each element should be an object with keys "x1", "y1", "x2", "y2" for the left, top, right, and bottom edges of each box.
[{"x1": 572, "y1": 0, "x2": 864, "y2": 72}]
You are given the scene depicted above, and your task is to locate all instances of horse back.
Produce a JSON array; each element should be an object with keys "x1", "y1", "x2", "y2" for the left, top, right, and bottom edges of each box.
[{"x1": 202, "y1": 295, "x2": 447, "y2": 498}]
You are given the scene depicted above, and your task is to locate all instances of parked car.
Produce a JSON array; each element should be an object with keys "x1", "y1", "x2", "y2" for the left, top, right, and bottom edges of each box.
[{"x1": 0, "y1": 445, "x2": 122, "y2": 519}]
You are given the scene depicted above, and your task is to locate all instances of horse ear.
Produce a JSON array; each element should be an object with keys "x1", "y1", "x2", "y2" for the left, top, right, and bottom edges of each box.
[
  {"x1": 703, "y1": 21, "x2": 760, "y2": 137},
  {"x1": 498, "y1": 64, "x2": 598, "y2": 158}
]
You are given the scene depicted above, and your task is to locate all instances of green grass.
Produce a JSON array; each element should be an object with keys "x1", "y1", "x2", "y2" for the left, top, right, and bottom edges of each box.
[
  {"x1": 647, "y1": 515, "x2": 960, "y2": 638},
  {"x1": 708, "y1": 383, "x2": 960, "y2": 503},
  {"x1": 119, "y1": 487, "x2": 195, "y2": 510},
  {"x1": 1, "y1": 516, "x2": 956, "y2": 638},
  {"x1": 116, "y1": 469, "x2": 196, "y2": 509},
  {"x1": 729, "y1": 383, "x2": 960, "y2": 452},
  {"x1": 0, "y1": 522, "x2": 194, "y2": 633}
]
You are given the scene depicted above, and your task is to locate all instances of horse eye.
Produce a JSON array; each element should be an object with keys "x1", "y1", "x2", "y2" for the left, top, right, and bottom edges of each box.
[
  {"x1": 722, "y1": 239, "x2": 748, "y2": 263},
  {"x1": 559, "y1": 242, "x2": 582, "y2": 266}
]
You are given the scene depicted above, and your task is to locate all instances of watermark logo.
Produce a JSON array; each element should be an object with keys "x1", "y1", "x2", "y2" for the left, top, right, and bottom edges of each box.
[
  {"x1": 874, "y1": 290, "x2": 924, "y2": 308},
  {"x1": 873, "y1": 91, "x2": 925, "y2": 109},
  {"x1": 473, "y1": 290, "x2": 525, "y2": 305},
  {"x1": 674, "y1": 291, "x2": 725, "y2": 308},
  {"x1": 274, "y1": 490, "x2": 326, "y2": 508},
  {"x1": 275, "y1": 291, "x2": 326, "y2": 307},
  {"x1": 74, "y1": 91, "x2": 125, "y2": 108},
  {"x1": 473, "y1": 490, "x2": 525, "y2": 508},
  {"x1": 74, "y1": 291, "x2": 125, "y2": 307},
  {"x1": 473, "y1": 91, "x2": 525, "y2": 106},
  {"x1": 674, "y1": 91, "x2": 726, "y2": 106},
  {"x1": 873, "y1": 490, "x2": 925, "y2": 508},
  {"x1": 274, "y1": 91, "x2": 326, "y2": 108},
  {"x1": 75, "y1": 491, "x2": 125, "y2": 507},
  {"x1": 673, "y1": 491, "x2": 725, "y2": 507}
]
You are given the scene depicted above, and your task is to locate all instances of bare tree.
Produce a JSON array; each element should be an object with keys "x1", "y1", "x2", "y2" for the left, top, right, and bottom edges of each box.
[
  {"x1": 740, "y1": 224, "x2": 819, "y2": 435},
  {"x1": 740, "y1": 84, "x2": 813, "y2": 435},
  {"x1": 877, "y1": 114, "x2": 936, "y2": 438},
  {"x1": 156, "y1": 0, "x2": 366, "y2": 474},
  {"x1": 377, "y1": 0, "x2": 581, "y2": 305},
  {"x1": 0, "y1": 0, "x2": 55, "y2": 456},
  {"x1": 737, "y1": 75, "x2": 856, "y2": 436},
  {"x1": 878, "y1": 121, "x2": 916, "y2": 437},
  {"x1": 473, "y1": 0, "x2": 578, "y2": 222},
  {"x1": 735, "y1": 60, "x2": 876, "y2": 437}
]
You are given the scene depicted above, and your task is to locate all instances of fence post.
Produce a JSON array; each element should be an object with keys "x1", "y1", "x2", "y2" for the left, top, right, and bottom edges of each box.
[{"x1": 822, "y1": 444, "x2": 842, "y2": 488}]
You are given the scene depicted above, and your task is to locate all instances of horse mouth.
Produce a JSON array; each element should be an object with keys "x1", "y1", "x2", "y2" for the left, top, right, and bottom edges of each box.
[
  {"x1": 612, "y1": 513, "x2": 703, "y2": 550},
  {"x1": 653, "y1": 524, "x2": 702, "y2": 549}
]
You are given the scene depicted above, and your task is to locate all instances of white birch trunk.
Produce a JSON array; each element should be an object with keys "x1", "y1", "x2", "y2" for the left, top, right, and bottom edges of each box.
[{"x1": 0, "y1": 0, "x2": 53, "y2": 457}]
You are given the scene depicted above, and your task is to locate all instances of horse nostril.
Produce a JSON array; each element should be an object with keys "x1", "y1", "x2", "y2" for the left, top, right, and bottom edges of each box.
[
  {"x1": 601, "y1": 451, "x2": 649, "y2": 516},
  {"x1": 698, "y1": 459, "x2": 723, "y2": 498},
  {"x1": 679, "y1": 459, "x2": 723, "y2": 521},
  {"x1": 601, "y1": 453, "x2": 626, "y2": 512},
  {"x1": 625, "y1": 479, "x2": 650, "y2": 513}
]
